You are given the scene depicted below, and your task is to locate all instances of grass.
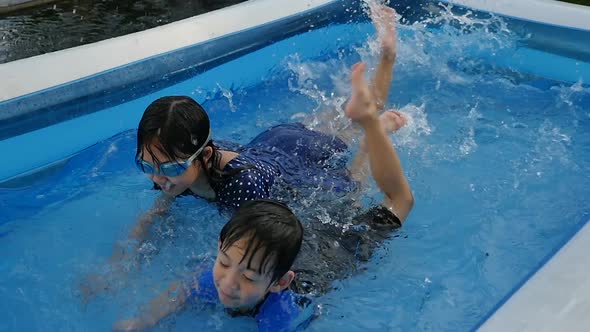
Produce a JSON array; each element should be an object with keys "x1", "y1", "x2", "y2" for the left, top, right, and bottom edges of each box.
[{"x1": 560, "y1": 0, "x2": 590, "y2": 5}]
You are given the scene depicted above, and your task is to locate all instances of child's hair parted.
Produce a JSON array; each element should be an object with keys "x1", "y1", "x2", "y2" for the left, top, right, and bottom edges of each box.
[
  {"x1": 219, "y1": 199, "x2": 303, "y2": 284},
  {"x1": 136, "y1": 96, "x2": 241, "y2": 181}
]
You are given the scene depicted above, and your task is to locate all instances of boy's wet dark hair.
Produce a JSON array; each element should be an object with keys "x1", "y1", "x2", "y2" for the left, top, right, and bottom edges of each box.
[{"x1": 219, "y1": 199, "x2": 303, "y2": 284}]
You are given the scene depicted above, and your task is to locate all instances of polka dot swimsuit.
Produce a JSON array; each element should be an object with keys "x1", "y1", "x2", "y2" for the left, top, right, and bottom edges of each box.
[{"x1": 210, "y1": 154, "x2": 279, "y2": 210}]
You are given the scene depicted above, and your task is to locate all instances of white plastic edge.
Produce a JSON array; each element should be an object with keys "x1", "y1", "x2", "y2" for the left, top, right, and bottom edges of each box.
[
  {"x1": 0, "y1": 0, "x2": 336, "y2": 102},
  {"x1": 443, "y1": 0, "x2": 590, "y2": 30},
  {"x1": 478, "y1": 221, "x2": 590, "y2": 331}
]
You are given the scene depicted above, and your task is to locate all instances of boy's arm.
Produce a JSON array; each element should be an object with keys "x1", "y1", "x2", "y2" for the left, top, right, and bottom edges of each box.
[
  {"x1": 360, "y1": 116, "x2": 413, "y2": 223},
  {"x1": 345, "y1": 62, "x2": 414, "y2": 223},
  {"x1": 113, "y1": 281, "x2": 187, "y2": 331},
  {"x1": 348, "y1": 111, "x2": 406, "y2": 185}
]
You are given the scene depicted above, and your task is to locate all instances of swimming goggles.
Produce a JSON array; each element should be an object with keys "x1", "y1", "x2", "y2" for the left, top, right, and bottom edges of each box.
[{"x1": 136, "y1": 131, "x2": 211, "y2": 177}]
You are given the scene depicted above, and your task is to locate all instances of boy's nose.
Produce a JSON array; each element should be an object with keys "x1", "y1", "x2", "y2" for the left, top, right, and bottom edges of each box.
[{"x1": 223, "y1": 271, "x2": 240, "y2": 291}]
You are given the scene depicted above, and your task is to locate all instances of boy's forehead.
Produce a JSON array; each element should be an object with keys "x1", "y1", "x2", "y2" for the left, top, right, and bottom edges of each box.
[{"x1": 221, "y1": 239, "x2": 275, "y2": 273}]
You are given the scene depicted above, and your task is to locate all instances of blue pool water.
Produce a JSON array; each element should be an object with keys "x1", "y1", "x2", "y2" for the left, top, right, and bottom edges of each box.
[{"x1": 1, "y1": 5, "x2": 589, "y2": 332}]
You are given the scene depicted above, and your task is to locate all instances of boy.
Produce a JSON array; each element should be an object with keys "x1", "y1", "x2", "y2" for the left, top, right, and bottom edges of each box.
[
  {"x1": 114, "y1": 199, "x2": 311, "y2": 331},
  {"x1": 292, "y1": 56, "x2": 413, "y2": 294}
]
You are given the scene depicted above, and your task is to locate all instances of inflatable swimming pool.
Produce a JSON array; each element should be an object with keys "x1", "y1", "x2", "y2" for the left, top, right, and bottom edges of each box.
[{"x1": 0, "y1": 0, "x2": 588, "y2": 330}]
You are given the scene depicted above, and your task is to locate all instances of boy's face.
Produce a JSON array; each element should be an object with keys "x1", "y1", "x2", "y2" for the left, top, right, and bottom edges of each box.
[{"x1": 213, "y1": 237, "x2": 289, "y2": 309}]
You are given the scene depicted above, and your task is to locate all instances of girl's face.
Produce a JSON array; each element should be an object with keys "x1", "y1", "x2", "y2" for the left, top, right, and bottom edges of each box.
[{"x1": 139, "y1": 144, "x2": 211, "y2": 196}]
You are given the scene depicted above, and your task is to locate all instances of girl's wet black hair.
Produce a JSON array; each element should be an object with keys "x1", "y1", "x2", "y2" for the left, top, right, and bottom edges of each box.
[
  {"x1": 219, "y1": 199, "x2": 303, "y2": 284},
  {"x1": 136, "y1": 96, "x2": 245, "y2": 181}
]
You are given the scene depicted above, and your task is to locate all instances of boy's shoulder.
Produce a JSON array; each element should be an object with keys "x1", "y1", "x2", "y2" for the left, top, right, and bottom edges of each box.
[
  {"x1": 184, "y1": 267, "x2": 219, "y2": 306},
  {"x1": 256, "y1": 290, "x2": 315, "y2": 332}
]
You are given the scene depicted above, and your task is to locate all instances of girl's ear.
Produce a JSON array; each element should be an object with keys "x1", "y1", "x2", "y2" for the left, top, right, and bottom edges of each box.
[{"x1": 202, "y1": 147, "x2": 214, "y2": 165}]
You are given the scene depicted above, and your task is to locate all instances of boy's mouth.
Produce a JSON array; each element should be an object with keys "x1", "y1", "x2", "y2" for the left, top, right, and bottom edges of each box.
[{"x1": 219, "y1": 289, "x2": 239, "y2": 302}]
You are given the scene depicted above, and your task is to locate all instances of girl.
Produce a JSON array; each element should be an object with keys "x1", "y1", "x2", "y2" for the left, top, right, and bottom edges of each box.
[{"x1": 131, "y1": 5, "x2": 402, "y2": 240}]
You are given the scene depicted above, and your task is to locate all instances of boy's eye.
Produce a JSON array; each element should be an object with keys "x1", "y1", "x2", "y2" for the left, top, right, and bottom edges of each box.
[
  {"x1": 219, "y1": 261, "x2": 229, "y2": 268},
  {"x1": 243, "y1": 274, "x2": 256, "y2": 282}
]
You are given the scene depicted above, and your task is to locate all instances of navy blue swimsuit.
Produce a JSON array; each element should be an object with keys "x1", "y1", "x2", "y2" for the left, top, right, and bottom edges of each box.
[
  {"x1": 210, "y1": 154, "x2": 278, "y2": 209},
  {"x1": 209, "y1": 123, "x2": 355, "y2": 210}
]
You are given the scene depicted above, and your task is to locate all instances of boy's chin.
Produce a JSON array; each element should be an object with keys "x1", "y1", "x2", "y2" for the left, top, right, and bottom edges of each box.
[
  {"x1": 218, "y1": 292, "x2": 241, "y2": 308},
  {"x1": 221, "y1": 299, "x2": 239, "y2": 308}
]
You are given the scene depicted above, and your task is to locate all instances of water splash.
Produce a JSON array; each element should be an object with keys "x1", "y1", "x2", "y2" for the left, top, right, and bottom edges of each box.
[
  {"x1": 459, "y1": 127, "x2": 476, "y2": 156},
  {"x1": 216, "y1": 84, "x2": 237, "y2": 112},
  {"x1": 395, "y1": 3, "x2": 517, "y2": 86},
  {"x1": 284, "y1": 0, "x2": 518, "y2": 163},
  {"x1": 535, "y1": 120, "x2": 572, "y2": 165},
  {"x1": 285, "y1": 53, "x2": 349, "y2": 132},
  {"x1": 458, "y1": 104, "x2": 482, "y2": 155},
  {"x1": 551, "y1": 79, "x2": 588, "y2": 107},
  {"x1": 394, "y1": 103, "x2": 432, "y2": 149}
]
